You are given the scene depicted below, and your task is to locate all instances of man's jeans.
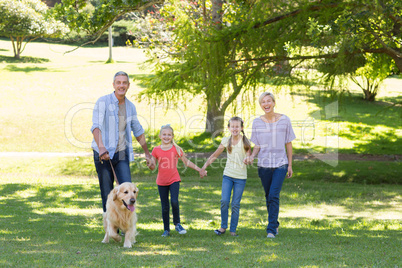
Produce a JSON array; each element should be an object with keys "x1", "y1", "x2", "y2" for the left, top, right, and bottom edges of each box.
[
  {"x1": 258, "y1": 164, "x2": 288, "y2": 235},
  {"x1": 94, "y1": 150, "x2": 131, "y2": 212},
  {"x1": 220, "y1": 175, "x2": 247, "y2": 233}
]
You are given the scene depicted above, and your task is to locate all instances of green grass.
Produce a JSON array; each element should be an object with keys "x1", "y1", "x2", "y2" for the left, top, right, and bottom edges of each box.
[
  {"x1": 1, "y1": 167, "x2": 401, "y2": 267},
  {"x1": 0, "y1": 39, "x2": 401, "y2": 155}
]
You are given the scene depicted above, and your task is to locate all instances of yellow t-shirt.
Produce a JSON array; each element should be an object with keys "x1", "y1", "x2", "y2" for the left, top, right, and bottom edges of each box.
[{"x1": 221, "y1": 136, "x2": 247, "y2": 179}]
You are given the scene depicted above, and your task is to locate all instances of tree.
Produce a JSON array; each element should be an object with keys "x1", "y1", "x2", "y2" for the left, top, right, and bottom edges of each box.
[
  {"x1": 228, "y1": 0, "x2": 401, "y2": 89},
  {"x1": 53, "y1": 0, "x2": 163, "y2": 47},
  {"x1": 0, "y1": 0, "x2": 68, "y2": 59},
  {"x1": 132, "y1": 0, "x2": 401, "y2": 134},
  {"x1": 133, "y1": 0, "x2": 264, "y2": 135},
  {"x1": 349, "y1": 54, "x2": 393, "y2": 101}
]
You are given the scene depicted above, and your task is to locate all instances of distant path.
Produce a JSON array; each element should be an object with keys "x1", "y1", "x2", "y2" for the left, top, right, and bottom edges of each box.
[{"x1": 0, "y1": 152, "x2": 400, "y2": 162}]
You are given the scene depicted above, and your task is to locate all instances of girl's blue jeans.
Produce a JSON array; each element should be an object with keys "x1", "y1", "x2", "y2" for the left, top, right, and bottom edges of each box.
[
  {"x1": 93, "y1": 150, "x2": 132, "y2": 212},
  {"x1": 220, "y1": 175, "x2": 247, "y2": 233},
  {"x1": 158, "y1": 181, "x2": 180, "y2": 232},
  {"x1": 258, "y1": 164, "x2": 288, "y2": 235}
]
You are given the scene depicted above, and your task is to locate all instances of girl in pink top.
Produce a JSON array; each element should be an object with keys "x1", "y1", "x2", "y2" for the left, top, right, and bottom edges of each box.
[{"x1": 150, "y1": 124, "x2": 206, "y2": 237}]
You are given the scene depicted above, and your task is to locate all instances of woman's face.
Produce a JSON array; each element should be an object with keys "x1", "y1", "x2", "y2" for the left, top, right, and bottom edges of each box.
[{"x1": 260, "y1": 95, "x2": 275, "y2": 114}]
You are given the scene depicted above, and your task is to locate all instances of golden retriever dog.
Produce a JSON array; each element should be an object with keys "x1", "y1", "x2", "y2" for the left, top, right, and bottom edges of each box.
[{"x1": 102, "y1": 182, "x2": 139, "y2": 248}]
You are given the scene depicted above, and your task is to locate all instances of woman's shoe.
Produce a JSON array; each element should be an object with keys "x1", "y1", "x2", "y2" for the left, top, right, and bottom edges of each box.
[
  {"x1": 267, "y1": 233, "x2": 275, "y2": 238},
  {"x1": 230, "y1": 232, "x2": 238, "y2": 237},
  {"x1": 214, "y1": 229, "x2": 226, "y2": 235}
]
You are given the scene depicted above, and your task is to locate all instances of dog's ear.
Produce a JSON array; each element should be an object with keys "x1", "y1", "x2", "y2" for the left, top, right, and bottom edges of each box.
[
  {"x1": 112, "y1": 187, "x2": 119, "y2": 201},
  {"x1": 135, "y1": 187, "x2": 139, "y2": 199}
]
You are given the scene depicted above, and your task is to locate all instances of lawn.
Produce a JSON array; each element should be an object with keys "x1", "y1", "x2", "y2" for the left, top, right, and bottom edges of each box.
[{"x1": 0, "y1": 166, "x2": 401, "y2": 267}]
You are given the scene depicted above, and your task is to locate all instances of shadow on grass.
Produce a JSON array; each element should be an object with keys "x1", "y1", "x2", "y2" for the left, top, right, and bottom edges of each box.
[
  {"x1": 4, "y1": 65, "x2": 49, "y2": 72},
  {"x1": 292, "y1": 90, "x2": 401, "y2": 128},
  {"x1": 290, "y1": 90, "x2": 401, "y2": 155},
  {"x1": 0, "y1": 55, "x2": 50, "y2": 64},
  {"x1": 88, "y1": 60, "x2": 133, "y2": 64},
  {"x1": 291, "y1": 160, "x2": 401, "y2": 185}
]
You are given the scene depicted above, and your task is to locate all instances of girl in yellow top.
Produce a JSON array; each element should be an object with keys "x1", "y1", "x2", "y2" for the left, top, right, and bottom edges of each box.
[{"x1": 201, "y1": 117, "x2": 251, "y2": 236}]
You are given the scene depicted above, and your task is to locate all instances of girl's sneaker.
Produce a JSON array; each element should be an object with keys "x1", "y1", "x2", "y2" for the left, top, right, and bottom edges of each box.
[
  {"x1": 175, "y1": 223, "x2": 187, "y2": 234},
  {"x1": 161, "y1": 230, "x2": 170, "y2": 237}
]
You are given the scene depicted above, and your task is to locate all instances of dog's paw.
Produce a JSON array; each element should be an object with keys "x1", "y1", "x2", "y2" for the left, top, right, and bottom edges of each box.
[
  {"x1": 123, "y1": 242, "x2": 132, "y2": 248},
  {"x1": 102, "y1": 239, "x2": 109, "y2": 244}
]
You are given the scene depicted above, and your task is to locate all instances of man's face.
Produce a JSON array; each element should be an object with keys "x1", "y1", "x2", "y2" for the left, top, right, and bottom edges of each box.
[{"x1": 113, "y1": 75, "x2": 130, "y2": 98}]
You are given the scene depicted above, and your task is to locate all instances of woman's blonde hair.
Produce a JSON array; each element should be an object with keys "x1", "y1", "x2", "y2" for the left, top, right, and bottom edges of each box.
[
  {"x1": 227, "y1": 117, "x2": 251, "y2": 154},
  {"x1": 259, "y1": 92, "x2": 276, "y2": 104},
  {"x1": 159, "y1": 124, "x2": 184, "y2": 157}
]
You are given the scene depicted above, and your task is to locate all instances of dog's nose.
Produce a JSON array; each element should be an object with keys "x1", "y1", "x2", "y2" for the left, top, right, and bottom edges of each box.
[{"x1": 129, "y1": 198, "x2": 136, "y2": 204}]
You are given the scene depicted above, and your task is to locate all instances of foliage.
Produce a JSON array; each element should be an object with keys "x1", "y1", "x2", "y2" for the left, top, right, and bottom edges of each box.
[
  {"x1": 131, "y1": 0, "x2": 266, "y2": 135},
  {"x1": 349, "y1": 53, "x2": 395, "y2": 101},
  {"x1": 130, "y1": 0, "x2": 402, "y2": 134},
  {"x1": 53, "y1": 0, "x2": 162, "y2": 42},
  {"x1": 0, "y1": 0, "x2": 68, "y2": 58}
]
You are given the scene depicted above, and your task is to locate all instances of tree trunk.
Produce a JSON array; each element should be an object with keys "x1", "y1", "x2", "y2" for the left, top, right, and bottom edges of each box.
[
  {"x1": 204, "y1": 0, "x2": 225, "y2": 135},
  {"x1": 205, "y1": 99, "x2": 225, "y2": 137},
  {"x1": 393, "y1": 56, "x2": 402, "y2": 74},
  {"x1": 211, "y1": 0, "x2": 223, "y2": 28},
  {"x1": 363, "y1": 89, "x2": 376, "y2": 101},
  {"x1": 384, "y1": 49, "x2": 402, "y2": 73}
]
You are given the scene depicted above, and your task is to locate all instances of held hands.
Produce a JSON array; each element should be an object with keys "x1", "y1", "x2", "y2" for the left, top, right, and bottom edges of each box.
[
  {"x1": 199, "y1": 168, "x2": 207, "y2": 178},
  {"x1": 145, "y1": 154, "x2": 156, "y2": 170},
  {"x1": 243, "y1": 156, "x2": 254, "y2": 165}
]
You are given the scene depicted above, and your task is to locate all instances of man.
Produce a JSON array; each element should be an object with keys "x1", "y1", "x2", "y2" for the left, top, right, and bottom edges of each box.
[{"x1": 91, "y1": 71, "x2": 154, "y2": 213}]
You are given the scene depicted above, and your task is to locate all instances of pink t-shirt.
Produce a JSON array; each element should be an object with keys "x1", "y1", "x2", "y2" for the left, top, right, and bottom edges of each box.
[
  {"x1": 151, "y1": 145, "x2": 182, "y2": 186},
  {"x1": 250, "y1": 115, "x2": 296, "y2": 168}
]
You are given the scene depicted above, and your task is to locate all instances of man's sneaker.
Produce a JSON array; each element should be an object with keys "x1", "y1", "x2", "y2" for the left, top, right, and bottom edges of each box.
[
  {"x1": 175, "y1": 223, "x2": 187, "y2": 234},
  {"x1": 161, "y1": 230, "x2": 170, "y2": 237}
]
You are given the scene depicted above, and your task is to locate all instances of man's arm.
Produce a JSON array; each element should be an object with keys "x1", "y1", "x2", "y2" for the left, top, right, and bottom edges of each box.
[
  {"x1": 92, "y1": 128, "x2": 109, "y2": 161},
  {"x1": 135, "y1": 133, "x2": 155, "y2": 169}
]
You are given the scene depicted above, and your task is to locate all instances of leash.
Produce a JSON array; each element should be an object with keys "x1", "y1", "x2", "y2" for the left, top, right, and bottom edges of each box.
[
  {"x1": 100, "y1": 151, "x2": 119, "y2": 185},
  {"x1": 109, "y1": 159, "x2": 119, "y2": 186}
]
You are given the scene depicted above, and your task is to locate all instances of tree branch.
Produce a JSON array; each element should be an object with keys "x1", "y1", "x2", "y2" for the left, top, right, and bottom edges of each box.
[
  {"x1": 63, "y1": 0, "x2": 163, "y2": 54},
  {"x1": 229, "y1": 48, "x2": 389, "y2": 64},
  {"x1": 251, "y1": 3, "x2": 339, "y2": 30}
]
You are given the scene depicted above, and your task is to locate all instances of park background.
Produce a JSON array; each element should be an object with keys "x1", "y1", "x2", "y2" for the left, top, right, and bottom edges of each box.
[{"x1": 0, "y1": 0, "x2": 401, "y2": 267}]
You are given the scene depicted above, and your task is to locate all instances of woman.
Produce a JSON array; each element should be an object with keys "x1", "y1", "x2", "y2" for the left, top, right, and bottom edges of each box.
[{"x1": 249, "y1": 92, "x2": 296, "y2": 238}]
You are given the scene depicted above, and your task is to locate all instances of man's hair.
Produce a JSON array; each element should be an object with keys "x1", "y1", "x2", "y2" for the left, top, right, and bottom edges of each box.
[{"x1": 113, "y1": 71, "x2": 129, "y2": 83}]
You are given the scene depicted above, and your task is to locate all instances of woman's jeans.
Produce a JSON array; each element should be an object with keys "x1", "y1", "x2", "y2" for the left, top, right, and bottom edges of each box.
[
  {"x1": 158, "y1": 181, "x2": 181, "y2": 232},
  {"x1": 221, "y1": 175, "x2": 247, "y2": 233},
  {"x1": 258, "y1": 164, "x2": 288, "y2": 235},
  {"x1": 94, "y1": 150, "x2": 132, "y2": 212}
]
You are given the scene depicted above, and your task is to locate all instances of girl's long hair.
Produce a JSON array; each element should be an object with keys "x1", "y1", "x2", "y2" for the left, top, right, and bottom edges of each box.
[
  {"x1": 227, "y1": 117, "x2": 251, "y2": 154},
  {"x1": 160, "y1": 124, "x2": 184, "y2": 157}
]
